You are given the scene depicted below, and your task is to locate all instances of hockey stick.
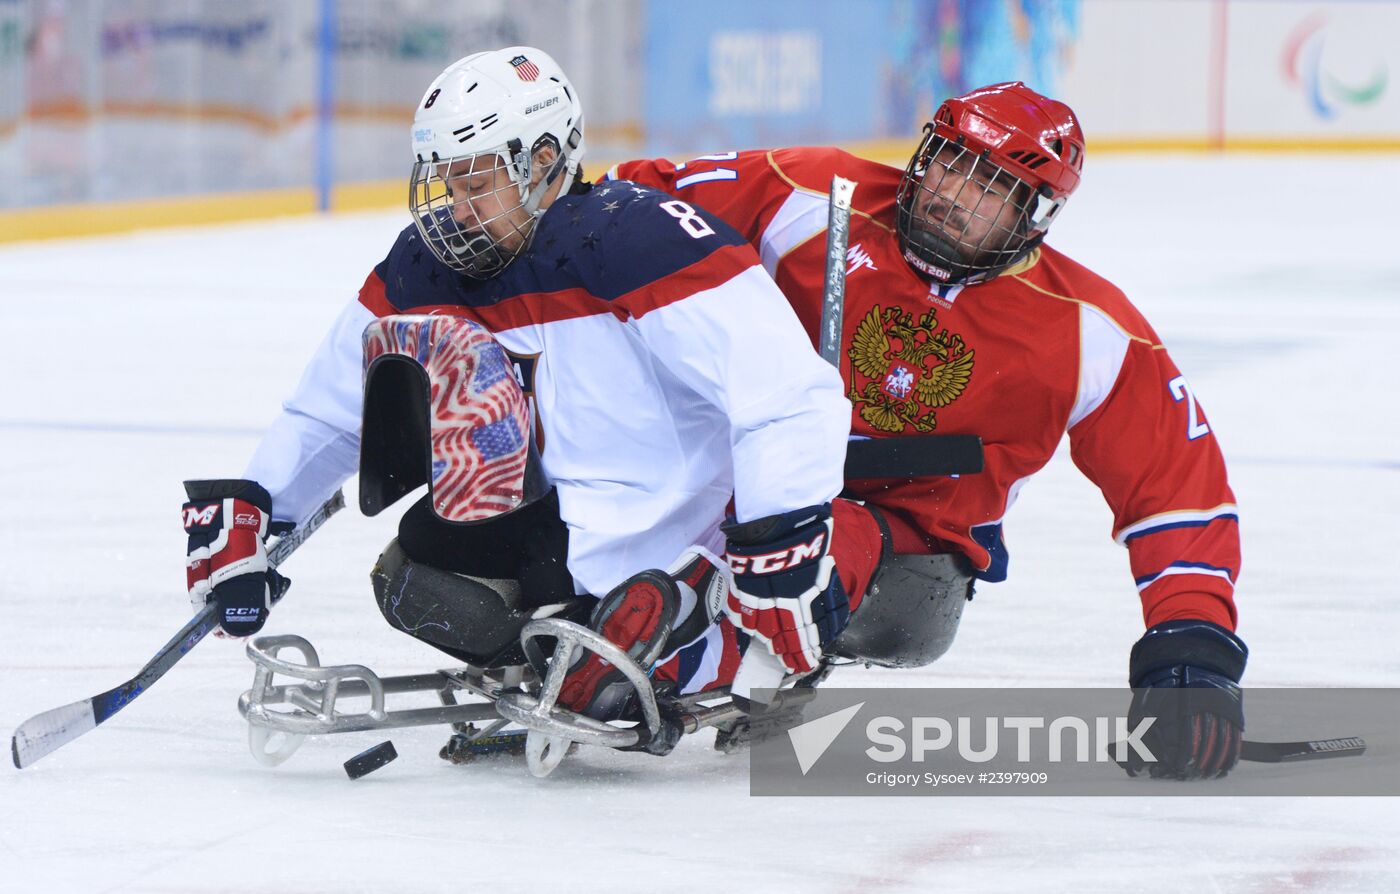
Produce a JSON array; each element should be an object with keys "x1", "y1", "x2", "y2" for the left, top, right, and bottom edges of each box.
[
  {"x1": 736, "y1": 176, "x2": 860, "y2": 703},
  {"x1": 818, "y1": 176, "x2": 857, "y2": 366},
  {"x1": 1239, "y1": 736, "x2": 1367, "y2": 763},
  {"x1": 1109, "y1": 734, "x2": 1368, "y2": 771},
  {"x1": 10, "y1": 489, "x2": 347, "y2": 769},
  {"x1": 808, "y1": 175, "x2": 985, "y2": 481}
]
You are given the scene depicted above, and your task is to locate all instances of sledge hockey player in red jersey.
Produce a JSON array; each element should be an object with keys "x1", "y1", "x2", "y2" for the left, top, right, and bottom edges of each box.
[
  {"x1": 179, "y1": 47, "x2": 888, "y2": 745},
  {"x1": 608, "y1": 82, "x2": 1249, "y2": 778}
]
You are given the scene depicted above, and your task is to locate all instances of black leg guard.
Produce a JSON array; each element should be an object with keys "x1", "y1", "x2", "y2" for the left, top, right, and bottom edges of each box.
[
  {"x1": 371, "y1": 538, "x2": 588, "y2": 668},
  {"x1": 396, "y1": 489, "x2": 576, "y2": 609},
  {"x1": 832, "y1": 553, "x2": 974, "y2": 668}
]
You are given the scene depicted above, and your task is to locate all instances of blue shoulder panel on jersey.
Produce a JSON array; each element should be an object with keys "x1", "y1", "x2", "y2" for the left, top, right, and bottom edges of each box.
[
  {"x1": 373, "y1": 183, "x2": 752, "y2": 313},
  {"x1": 373, "y1": 224, "x2": 475, "y2": 312},
  {"x1": 574, "y1": 180, "x2": 750, "y2": 301}
]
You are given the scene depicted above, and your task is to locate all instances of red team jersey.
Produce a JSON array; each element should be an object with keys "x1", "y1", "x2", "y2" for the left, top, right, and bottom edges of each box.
[{"x1": 608, "y1": 148, "x2": 1241, "y2": 631}]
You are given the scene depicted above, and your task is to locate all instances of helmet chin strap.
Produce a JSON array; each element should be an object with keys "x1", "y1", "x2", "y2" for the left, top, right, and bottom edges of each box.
[
  {"x1": 901, "y1": 224, "x2": 984, "y2": 284},
  {"x1": 521, "y1": 153, "x2": 577, "y2": 218},
  {"x1": 450, "y1": 231, "x2": 503, "y2": 264},
  {"x1": 442, "y1": 229, "x2": 506, "y2": 278},
  {"x1": 903, "y1": 223, "x2": 1044, "y2": 286}
]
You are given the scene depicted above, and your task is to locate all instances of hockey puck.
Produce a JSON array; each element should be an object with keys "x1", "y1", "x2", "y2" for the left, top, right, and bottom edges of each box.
[{"x1": 344, "y1": 740, "x2": 398, "y2": 779}]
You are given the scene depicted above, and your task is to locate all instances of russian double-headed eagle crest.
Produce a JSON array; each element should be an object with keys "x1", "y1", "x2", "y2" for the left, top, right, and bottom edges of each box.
[{"x1": 847, "y1": 305, "x2": 975, "y2": 433}]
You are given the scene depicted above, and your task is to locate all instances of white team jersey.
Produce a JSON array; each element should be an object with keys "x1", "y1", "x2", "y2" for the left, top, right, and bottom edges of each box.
[{"x1": 245, "y1": 185, "x2": 849, "y2": 596}]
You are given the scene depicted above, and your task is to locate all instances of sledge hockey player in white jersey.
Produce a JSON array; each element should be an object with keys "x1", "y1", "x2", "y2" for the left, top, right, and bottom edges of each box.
[{"x1": 180, "y1": 47, "x2": 888, "y2": 741}]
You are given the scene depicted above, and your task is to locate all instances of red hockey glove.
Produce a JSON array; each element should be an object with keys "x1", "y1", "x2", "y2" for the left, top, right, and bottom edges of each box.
[
  {"x1": 182, "y1": 479, "x2": 289, "y2": 637},
  {"x1": 722, "y1": 504, "x2": 848, "y2": 676}
]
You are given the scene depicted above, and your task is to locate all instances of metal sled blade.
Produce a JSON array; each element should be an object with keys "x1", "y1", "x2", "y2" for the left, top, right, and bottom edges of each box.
[
  {"x1": 238, "y1": 634, "x2": 514, "y2": 766},
  {"x1": 233, "y1": 629, "x2": 819, "y2": 777}
]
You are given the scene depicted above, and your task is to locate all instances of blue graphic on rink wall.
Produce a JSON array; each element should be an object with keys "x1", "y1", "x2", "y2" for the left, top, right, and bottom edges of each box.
[
  {"x1": 645, "y1": 0, "x2": 892, "y2": 153},
  {"x1": 885, "y1": 0, "x2": 1078, "y2": 134},
  {"x1": 645, "y1": 0, "x2": 1079, "y2": 154}
]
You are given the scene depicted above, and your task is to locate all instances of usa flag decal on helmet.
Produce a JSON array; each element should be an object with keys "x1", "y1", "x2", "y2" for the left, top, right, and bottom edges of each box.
[{"x1": 510, "y1": 55, "x2": 540, "y2": 81}]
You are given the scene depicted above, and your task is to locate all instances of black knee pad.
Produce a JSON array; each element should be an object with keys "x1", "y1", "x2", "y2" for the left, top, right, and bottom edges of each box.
[
  {"x1": 833, "y1": 553, "x2": 974, "y2": 668},
  {"x1": 371, "y1": 538, "x2": 581, "y2": 667},
  {"x1": 396, "y1": 490, "x2": 575, "y2": 609}
]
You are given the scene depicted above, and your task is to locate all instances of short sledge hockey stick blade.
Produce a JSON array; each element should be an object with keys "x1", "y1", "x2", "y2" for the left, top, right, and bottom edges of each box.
[
  {"x1": 11, "y1": 489, "x2": 345, "y2": 768},
  {"x1": 1240, "y1": 736, "x2": 1367, "y2": 763}
]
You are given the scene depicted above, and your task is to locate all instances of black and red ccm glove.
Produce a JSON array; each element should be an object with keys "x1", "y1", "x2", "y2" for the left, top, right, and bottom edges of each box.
[
  {"x1": 722, "y1": 503, "x2": 849, "y2": 676},
  {"x1": 182, "y1": 479, "x2": 289, "y2": 637}
]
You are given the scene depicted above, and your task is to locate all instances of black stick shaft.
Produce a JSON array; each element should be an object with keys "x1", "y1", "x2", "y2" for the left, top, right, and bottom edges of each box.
[
  {"x1": 1240, "y1": 736, "x2": 1367, "y2": 763},
  {"x1": 11, "y1": 489, "x2": 345, "y2": 769}
]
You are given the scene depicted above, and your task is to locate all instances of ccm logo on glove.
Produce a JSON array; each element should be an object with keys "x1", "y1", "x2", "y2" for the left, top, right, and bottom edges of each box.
[
  {"x1": 726, "y1": 532, "x2": 827, "y2": 575},
  {"x1": 722, "y1": 504, "x2": 849, "y2": 676}
]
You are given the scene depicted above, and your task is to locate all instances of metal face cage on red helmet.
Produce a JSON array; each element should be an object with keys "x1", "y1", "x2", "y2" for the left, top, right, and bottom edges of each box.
[{"x1": 895, "y1": 81, "x2": 1085, "y2": 285}]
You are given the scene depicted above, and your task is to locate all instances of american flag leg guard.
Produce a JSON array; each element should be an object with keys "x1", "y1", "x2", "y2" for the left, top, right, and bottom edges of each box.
[{"x1": 363, "y1": 315, "x2": 536, "y2": 522}]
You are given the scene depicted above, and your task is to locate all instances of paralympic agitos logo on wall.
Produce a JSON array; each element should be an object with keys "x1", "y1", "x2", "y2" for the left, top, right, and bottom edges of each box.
[{"x1": 1282, "y1": 13, "x2": 1388, "y2": 119}]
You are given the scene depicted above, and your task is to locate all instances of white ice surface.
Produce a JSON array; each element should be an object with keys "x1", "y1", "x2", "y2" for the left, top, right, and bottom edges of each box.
[{"x1": 2, "y1": 156, "x2": 1398, "y2": 892}]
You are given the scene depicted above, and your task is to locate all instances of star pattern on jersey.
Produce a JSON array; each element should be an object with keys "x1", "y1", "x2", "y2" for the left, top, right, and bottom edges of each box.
[
  {"x1": 846, "y1": 305, "x2": 975, "y2": 433},
  {"x1": 602, "y1": 200, "x2": 620, "y2": 212},
  {"x1": 581, "y1": 232, "x2": 599, "y2": 251}
]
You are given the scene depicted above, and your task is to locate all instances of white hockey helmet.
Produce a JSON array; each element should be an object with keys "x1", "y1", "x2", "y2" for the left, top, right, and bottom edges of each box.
[{"x1": 409, "y1": 47, "x2": 586, "y2": 279}]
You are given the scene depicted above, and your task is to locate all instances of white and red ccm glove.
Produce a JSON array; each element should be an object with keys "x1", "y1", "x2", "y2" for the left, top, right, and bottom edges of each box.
[
  {"x1": 722, "y1": 503, "x2": 850, "y2": 676},
  {"x1": 182, "y1": 479, "x2": 289, "y2": 637}
]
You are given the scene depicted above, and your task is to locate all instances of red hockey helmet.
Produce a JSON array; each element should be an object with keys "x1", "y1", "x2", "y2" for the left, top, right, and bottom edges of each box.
[{"x1": 895, "y1": 81, "x2": 1085, "y2": 284}]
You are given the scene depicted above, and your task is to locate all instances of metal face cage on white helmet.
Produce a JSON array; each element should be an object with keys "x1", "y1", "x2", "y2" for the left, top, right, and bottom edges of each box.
[
  {"x1": 409, "y1": 47, "x2": 585, "y2": 279},
  {"x1": 894, "y1": 126, "x2": 1063, "y2": 285}
]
